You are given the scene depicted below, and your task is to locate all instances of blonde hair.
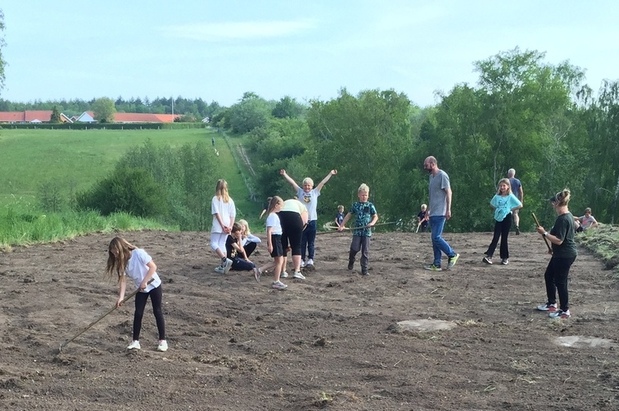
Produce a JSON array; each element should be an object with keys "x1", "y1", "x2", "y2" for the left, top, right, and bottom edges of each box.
[
  {"x1": 358, "y1": 183, "x2": 369, "y2": 193},
  {"x1": 302, "y1": 177, "x2": 314, "y2": 187},
  {"x1": 421, "y1": 204, "x2": 427, "y2": 210},
  {"x1": 337, "y1": 205, "x2": 344, "y2": 211},
  {"x1": 215, "y1": 179, "x2": 230, "y2": 202},
  {"x1": 106, "y1": 237, "x2": 137, "y2": 282},
  {"x1": 497, "y1": 178, "x2": 512, "y2": 195},
  {"x1": 238, "y1": 219, "x2": 251, "y2": 236},
  {"x1": 551, "y1": 188, "x2": 571, "y2": 206}
]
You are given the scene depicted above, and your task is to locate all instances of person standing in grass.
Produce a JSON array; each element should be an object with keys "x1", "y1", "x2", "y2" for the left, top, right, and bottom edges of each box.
[
  {"x1": 338, "y1": 183, "x2": 379, "y2": 276},
  {"x1": 107, "y1": 237, "x2": 168, "y2": 352},
  {"x1": 535, "y1": 189, "x2": 578, "y2": 319},
  {"x1": 280, "y1": 168, "x2": 337, "y2": 268},
  {"x1": 423, "y1": 156, "x2": 459, "y2": 271},
  {"x1": 482, "y1": 178, "x2": 522, "y2": 265},
  {"x1": 211, "y1": 179, "x2": 235, "y2": 274}
]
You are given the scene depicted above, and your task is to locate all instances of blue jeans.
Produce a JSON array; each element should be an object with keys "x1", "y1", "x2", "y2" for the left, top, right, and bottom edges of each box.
[
  {"x1": 302, "y1": 220, "x2": 317, "y2": 260},
  {"x1": 429, "y1": 216, "x2": 456, "y2": 267}
]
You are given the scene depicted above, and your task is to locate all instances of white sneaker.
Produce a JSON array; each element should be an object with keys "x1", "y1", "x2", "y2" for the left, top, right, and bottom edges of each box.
[
  {"x1": 300, "y1": 260, "x2": 306, "y2": 268},
  {"x1": 214, "y1": 266, "x2": 224, "y2": 274},
  {"x1": 222, "y1": 258, "x2": 233, "y2": 274},
  {"x1": 127, "y1": 340, "x2": 141, "y2": 350},
  {"x1": 293, "y1": 271, "x2": 306, "y2": 280},
  {"x1": 253, "y1": 267, "x2": 261, "y2": 282},
  {"x1": 157, "y1": 340, "x2": 168, "y2": 352},
  {"x1": 272, "y1": 280, "x2": 288, "y2": 290},
  {"x1": 281, "y1": 271, "x2": 289, "y2": 278},
  {"x1": 306, "y1": 258, "x2": 314, "y2": 266}
]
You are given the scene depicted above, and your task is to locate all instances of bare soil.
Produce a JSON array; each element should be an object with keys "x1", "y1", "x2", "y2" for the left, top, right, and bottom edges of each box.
[{"x1": 1, "y1": 230, "x2": 618, "y2": 410}]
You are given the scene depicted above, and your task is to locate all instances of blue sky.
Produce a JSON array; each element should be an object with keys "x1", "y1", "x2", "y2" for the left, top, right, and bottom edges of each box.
[{"x1": 2, "y1": 1, "x2": 618, "y2": 107}]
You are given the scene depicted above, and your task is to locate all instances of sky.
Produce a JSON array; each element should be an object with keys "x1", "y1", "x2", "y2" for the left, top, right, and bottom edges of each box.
[{"x1": 2, "y1": 0, "x2": 618, "y2": 108}]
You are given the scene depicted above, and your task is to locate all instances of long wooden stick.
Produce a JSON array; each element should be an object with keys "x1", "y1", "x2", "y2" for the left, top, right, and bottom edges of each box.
[
  {"x1": 58, "y1": 279, "x2": 154, "y2": 353},
  {"x1": 317, "y1": 221, "x2": 397, "y2": 235},
  {"x1": 531, "y1": 212, "x2": 552, "y2": 253}
]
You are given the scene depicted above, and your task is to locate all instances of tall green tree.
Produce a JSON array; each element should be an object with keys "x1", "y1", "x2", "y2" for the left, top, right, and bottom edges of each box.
[
  {"x1": 306, "y1": 89, "x2": 414, "y2": 220},
  {"x1": 92, "y1": 97, "x2": 116, "y2": 123}
]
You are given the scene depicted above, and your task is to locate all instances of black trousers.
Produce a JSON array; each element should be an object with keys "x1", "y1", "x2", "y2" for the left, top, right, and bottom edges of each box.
[{"x1": 485, "y1": 213, "x2": 512, "y2": 260}]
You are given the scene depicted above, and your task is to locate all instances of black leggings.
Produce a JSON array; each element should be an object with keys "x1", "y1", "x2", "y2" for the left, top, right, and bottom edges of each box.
[
  {"x1": 133, "y1": 285, "x2": 166, "y2": 341},
  {"x1": 544, "y1": 256, "x2": 576, "y2": 312},
  {"x1": 278, "y1": 211, "x2": 304, "y2": 255}
]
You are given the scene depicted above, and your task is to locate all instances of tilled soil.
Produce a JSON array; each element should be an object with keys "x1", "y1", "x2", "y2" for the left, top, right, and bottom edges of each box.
[{"x1": 1, "y1": 230, "x2": 618, "y2": 410}]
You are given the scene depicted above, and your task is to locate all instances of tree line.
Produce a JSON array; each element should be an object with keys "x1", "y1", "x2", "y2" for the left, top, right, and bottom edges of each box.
[{"x1": 213, "y1": 48, "x2": 618, "y2": 232}]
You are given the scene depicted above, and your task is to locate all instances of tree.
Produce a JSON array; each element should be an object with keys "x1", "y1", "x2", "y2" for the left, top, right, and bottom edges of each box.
[
  {"x1": 92, "y1": 97, "x2": 116, "y2": 123},
  {"x1": 0, "y1": 9, "x2": 6, "y2": 94},
  {"x1": 272, "y1": 96, "x2": 306, "y2": 119},
  {"x1": 50, "y1": 105, "x2": 61, "y2": 123},
  {"x1": 227, "y1": 93, "x2": 272, "y2": 133}
]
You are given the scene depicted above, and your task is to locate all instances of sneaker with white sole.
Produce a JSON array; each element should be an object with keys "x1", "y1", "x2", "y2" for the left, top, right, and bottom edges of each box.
[
  {"x1": 281, "y1": 271, "x2": 289, "y2": 278},
  {"x1": 482, "y1": 256, "x2": 492, "y2": 265},
  {"x1": 293, "y1": 271, "x2": 306, "y2": 280},
  {"x1": 272, "y1": 280, "x2": 288, "y2": 290},
  {"x1": 222, "y1": 258, "x2": 233, "y2": 274},
  {"x1": 300, "y1": 260, "x2": 306, "y2": 268},
  {"x1": 447, "y1": 253, "x2": 460, "y2": 269},
  {"x1": 501, "y1": 259, "x2": 509, "y2": 265},
  {"x1": 424, "y1": 264, "x2": 442, "y2": 271},
  {"x1": 306, "y1": 258, "x2": 314, "y2": 267},
  {"x1": 157, "y1": 340, "x2": 168, "y2": 352},
  {"x1": 537, "y1": 303, "x2": 557, "y2": 312},
  {"x1": 127, "y1": 340, "x2": 141, "y2": 350},
  {"x1": 549, "y1": 309, "x2": 570, "y2": 319},
  {"x1": 214, "y1": 266, "x2": 225, "y2": 274},
  {"x1": 253, "y1": 267, "x2": 261, "y2": 282}
]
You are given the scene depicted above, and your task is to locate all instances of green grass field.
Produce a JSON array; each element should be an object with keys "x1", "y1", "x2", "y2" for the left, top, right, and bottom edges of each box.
[
  {"x1": 0, "y1": 128, "x2": 217, "y2": 209},
  {"x1": 0, "y1": 127, "x2": 263, "y2": 247}
]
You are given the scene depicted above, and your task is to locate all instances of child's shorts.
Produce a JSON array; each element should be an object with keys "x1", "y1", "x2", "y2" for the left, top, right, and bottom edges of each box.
[{"x1": 270, "y1": 234, "x2": 284, "y2": 257}]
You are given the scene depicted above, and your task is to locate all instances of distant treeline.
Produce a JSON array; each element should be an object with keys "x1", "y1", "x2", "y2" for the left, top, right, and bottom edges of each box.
[{"x1": 0, "y1": 96, "x2": 224, "y2": 120}]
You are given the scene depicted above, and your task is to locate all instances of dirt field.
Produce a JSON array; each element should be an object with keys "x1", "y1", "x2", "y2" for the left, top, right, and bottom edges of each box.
[{"x1": 1, "y1": 229, "x2": 618, "y2": 410}]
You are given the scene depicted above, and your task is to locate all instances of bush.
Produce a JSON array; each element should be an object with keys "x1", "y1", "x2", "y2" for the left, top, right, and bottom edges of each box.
[{"x1": 77, "y1": 167, "x2": 168, "y2": 218}]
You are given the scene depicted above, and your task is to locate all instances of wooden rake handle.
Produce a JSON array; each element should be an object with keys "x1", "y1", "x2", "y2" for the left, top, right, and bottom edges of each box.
[
  {"x1": 59, "y1": 279, "x2": 154, "y2": 352},
  {"x1": 531, "y1": 212, "x2": 552, "y2": 253}
]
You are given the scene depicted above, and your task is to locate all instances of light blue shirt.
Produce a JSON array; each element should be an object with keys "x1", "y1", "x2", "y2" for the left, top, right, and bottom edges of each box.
[{"x1": 491, "y1": 193, "x2": 522, "y2": 222}]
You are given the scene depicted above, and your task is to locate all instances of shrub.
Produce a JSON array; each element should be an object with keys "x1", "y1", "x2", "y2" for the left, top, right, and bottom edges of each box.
[{"x1": 77, "y1": 167, "x2": 168, "y2": 218}]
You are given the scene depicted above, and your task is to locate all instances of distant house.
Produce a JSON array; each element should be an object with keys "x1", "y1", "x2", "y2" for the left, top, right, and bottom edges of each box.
[
  {"x1": 0, "y1": 110, "x2": 181, "y2": 124},
  {"x1": 74, "y1": 112, "x2": 96, "y2": 123},
  {"x1": 0, "y1": 110, "x2": 72, "y2": 123},
  {"x1": 113, "y1": 113, "x2": 180, "y2": 123}
]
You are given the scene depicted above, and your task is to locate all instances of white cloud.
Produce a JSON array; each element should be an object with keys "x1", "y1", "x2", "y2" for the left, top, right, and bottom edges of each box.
[{"x1": 162, "y1": 19, "x2": 316, "y2": 42}]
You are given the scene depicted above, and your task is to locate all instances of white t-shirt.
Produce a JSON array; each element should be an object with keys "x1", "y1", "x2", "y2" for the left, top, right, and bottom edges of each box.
[
  {"x1": 126, "y1": 248, "x2": 161, "y2": 292},
  {"x1": 296, "y1": 188, "x2": 320, "y2": 221},
  {"x1": 211, "y1": 196, "x2": 236, "y2": 233},
  {"x1": 266, "y1": 212, "x2": 283, "y2": 235}
]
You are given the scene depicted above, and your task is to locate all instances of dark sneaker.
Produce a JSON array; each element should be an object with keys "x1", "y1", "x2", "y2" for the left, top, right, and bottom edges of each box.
[
  {"x1": 515, "y1": 226, "x2": 520, "y2": 235},
  {"x1": 482, "y1": 256, "x2": 492, "y2": 265},
  {"x1": 501, "y1": 259, "x2": 509, "y2": 265},
  {"x1": 537, "y1": 303, "x2": 557, "y2": 312},
  {"x1": 361, "y1": 271, "x2": 368, "y2": 276},
  {"x1": 424, "y1": 264, "x2": 442, "y2": 271},
  {"x1": 347, "y1": 261, "x2": 354, "y2": 270},
  {"x1": 447, "y1": 253, "x2": 460, "y2": 269},
  {"x1": 549, "y1": 309, "x2": 570, "y2": 319}
]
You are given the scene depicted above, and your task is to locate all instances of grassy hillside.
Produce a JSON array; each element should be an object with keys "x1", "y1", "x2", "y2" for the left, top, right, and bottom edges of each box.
[{"x1": 0, "y1": 128, "x2": 214, "y2": 209}]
